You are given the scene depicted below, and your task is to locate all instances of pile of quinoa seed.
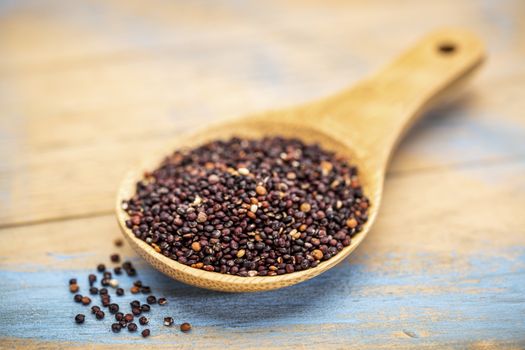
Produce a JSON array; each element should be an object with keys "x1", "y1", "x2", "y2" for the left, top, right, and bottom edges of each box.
[{"x1": 123, "y1": 137, "x2": 370, "y2": 277}]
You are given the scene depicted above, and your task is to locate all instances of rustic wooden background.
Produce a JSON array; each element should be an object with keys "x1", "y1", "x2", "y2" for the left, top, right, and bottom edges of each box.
[{"x1": 1, "y1": 0, "x2": 524, "y2": 349}]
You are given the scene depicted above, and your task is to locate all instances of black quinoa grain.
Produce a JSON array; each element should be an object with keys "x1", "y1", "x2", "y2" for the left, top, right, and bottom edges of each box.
[
  {"x1": 146, "y1": 295, "x2": 156, "y2": 305},
  {"x1": 109, "y1": 303, "x2": 119, "y2": 314},
  {"x1": 158, "y1": 297, "x2": 168, "y2": 305},
  {"x1": 115, "y1": 312, "x2": 124, "y2": 321},
  {"x1": 69, "y1": 278, "x2": 77, "y2": 285},
  {"x1": 88, "y1": 274, "x2": 97, "y2": 286},
  {"x1": 128, "y1": 322, "x2": 138, "y2": 332},
  {"x1": 116, "y1": 288, "x2": 124, "y2": 296},
  {"x1": 119, "y1": 320, "x2": 127, "y2": 328},
  {"x1": 75, "y1": 314, "x2": 85, "y2": 324},
  {"x1": 114, "y1": 267, "x2": 122, "y2": 275},
  {"x1": 74, "y1": 294, "x2": 82, "y2": 303},
  {"x1": 139, "y1": 316, "x2": 148, "y2": 325},
  {"x1": 123, "y1": 137, "x2": 369, "y2": 276},
  {"x1": 99, "y1": 288, "x2": 108, "y2": 295},
  {"x1": 133, "y1": 280, "x2": 142, "y2": 287},
  {"x1": 124, "y1": 314, "x2": 134, "y2": 323},
  {"x1": 91, "y1": 306, "x2": 101, "y2": 314},
  {"x1": 140, "y1": 286, "x2": 151, "y2": 294},
  {"x1": 110, "y1": 254, "x2": 120, "y2": 263},
  {"x1": 97, "y1": 264, "x2": 105, "y2": 272},
  {"x1": 89, "y1": 287, "x2": 98, "y2": 295},
  {"x1": 163, "y1": 317, "x2": 174, "y2": 327},
  {"x1": 141, "y1": 304, "x2": 150, "y2": 312},
  {"x1": 101, "y1": 278, "x2": 110, "y2": 287},
  {"x1": 130, "y1": 300, "x2": 140, "y2": 308},
  {"x1": 103, "y1": 271, "x2": 112, "y2": 279},
  {"x1": 141, "y1": 329, "x2": 150, "y2": 338},
  {"x1": 131, "y1": 307, "x2": 142, "y2": 316},
  {"x1": 95, "y1": 310, "x2": 105, "y2": 320},
  {"x1": 111, "y1": 323, "x2": 121, "y2": 333}
]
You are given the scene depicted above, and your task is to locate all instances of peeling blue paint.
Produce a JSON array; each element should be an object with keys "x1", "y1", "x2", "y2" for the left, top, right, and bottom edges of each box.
[{"x1": 0, "y1": 249, "x2": 524, "y2": 345}]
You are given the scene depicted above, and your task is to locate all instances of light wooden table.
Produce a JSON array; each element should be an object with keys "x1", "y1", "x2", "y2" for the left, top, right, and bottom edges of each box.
[{"x1": 1, "y1": 1, "x2": 524, "y2": 349}]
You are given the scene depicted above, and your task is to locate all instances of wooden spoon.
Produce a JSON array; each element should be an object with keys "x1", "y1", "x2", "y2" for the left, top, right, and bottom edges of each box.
[{"x1": 116, "y1": 28, "x2": 485, "y2": 292}]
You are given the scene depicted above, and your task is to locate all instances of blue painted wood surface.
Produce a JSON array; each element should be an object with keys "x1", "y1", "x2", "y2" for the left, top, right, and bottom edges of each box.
[{"x1": 0, "y1": 0, "x2": 524, "y2": 348}]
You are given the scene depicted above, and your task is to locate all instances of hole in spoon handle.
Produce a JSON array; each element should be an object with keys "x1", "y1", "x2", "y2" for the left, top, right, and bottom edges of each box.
[{"x1": 318, "y1": 28, "x2": 485, "y2": 168}]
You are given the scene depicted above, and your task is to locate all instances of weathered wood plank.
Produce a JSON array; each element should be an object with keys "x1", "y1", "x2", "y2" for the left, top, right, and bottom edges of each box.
[
  {"x1": 1, "y1": 0, "x2": 525, "y2": 226},
  {"x1": 1, "y1": 160, "x2": 524, "y2": 347},
  {"x1": 1, "y1": 0, "x2": 524, "y2": 348}
]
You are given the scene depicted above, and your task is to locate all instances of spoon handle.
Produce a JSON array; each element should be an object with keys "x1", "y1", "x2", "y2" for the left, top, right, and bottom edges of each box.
[{"x1": 315, "y1": 28, "x2": 485, "y2": 169}]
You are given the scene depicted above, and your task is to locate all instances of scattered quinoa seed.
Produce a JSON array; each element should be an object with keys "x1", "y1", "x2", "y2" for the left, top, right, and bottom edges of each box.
[
  {"x1": 75, "y1": 314, "x2": 85, "y2": 324},
  {"x1": 111, "y1": 323, "x2": 121, "y2": 333},
  {"x1": 141, "y1": 329, "x2": 150, "y2": 338},
  {"x1": 163, "y1": 317, "x2": 174, "y2": 326},
  {"x1": 128, "y1": 323, "x2": 138, "y2": 332},
  {"x1": 180, "y1": 322, "x2": 192, "y2": 332}
]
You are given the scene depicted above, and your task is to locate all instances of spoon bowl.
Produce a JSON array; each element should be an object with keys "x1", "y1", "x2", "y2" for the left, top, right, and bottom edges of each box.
[{"x1": 116, "y1": 28, "x2": 485, "y2": 292}]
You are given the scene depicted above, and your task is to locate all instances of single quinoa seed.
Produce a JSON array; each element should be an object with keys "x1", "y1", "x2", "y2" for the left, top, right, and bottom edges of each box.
[
  {"x1": 123, "y1": 137, "x2": 369, "y2": 276},
  {"x1": 74, "y1": 294, "x2": 82, "y2": 303},
  {"x1": 158, "y1": 298, "x2": 168, "y2": 305},
  {"x1": 180, "y1": 322, "x2": 192, "y2": 332},
  {"x1": 128, "y1": 322, "x2": 138, "y2": 332},
  {"x1": 163, "y1": 317, "x2": 174, "y2": 327},
  {"x1": 95, "y1": 310, "x2": 105, "y2": 320},
  {"x1": 139, "y1": 316, "x2": 149, "y2": 325},
  {"x1": 146, "y1": 295, "x2": 157, "y2": 305},
  {"x1": 81, "y1": 296, "x2": 91, "y2": 305},
  {"x1": 114, "y1": 238, "x2": 124, "y2": 247},
  {"x1": 75, "y1": 314, "x2": 85, "y2": 324},
  {"x1": 97, "y1": 264, "x2": 106, "y2": 272},
  {"x1": 111, "y1": 323, "x2": 121, "y2": 333},
  {"x1": 69, "y1": 284, "x2": 79, "y2": 293},
  {"x1": 116, "y1": 288, "x2": 124, "y2": 296},
  {"x1": 69, "y1": 278, "x2": 77, "y2": 285},
  {"x1": 88, "y1": 274, "x2": 97, "y2": 286},
  {"x1": 141, "y1": 329, "x2": 151, "y2": 338},
  {"x1": 109, "y1": 303, "x2": 119, "y2": 314},
  {"x1": 110, "y1": 254, "x2": 120, "y2": 263}
]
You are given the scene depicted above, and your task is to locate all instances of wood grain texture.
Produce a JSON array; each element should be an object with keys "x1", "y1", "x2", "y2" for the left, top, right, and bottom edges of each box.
[{"x1": 0, "y1": 0, "x2": 524, "y2": 348}]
